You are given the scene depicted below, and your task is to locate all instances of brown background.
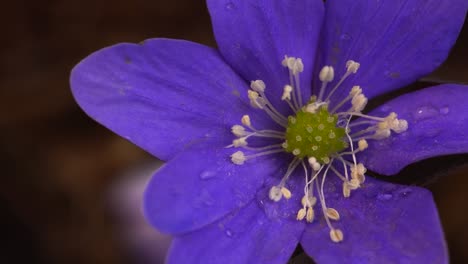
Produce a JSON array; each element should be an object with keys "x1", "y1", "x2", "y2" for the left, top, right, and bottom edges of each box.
[{"x1": 1, "y1": 1, "x2": 467, "y2": 263}]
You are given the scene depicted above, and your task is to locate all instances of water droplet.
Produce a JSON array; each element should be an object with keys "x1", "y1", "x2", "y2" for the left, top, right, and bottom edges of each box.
[
  {"x1": 398, "y1": 188, "x2": 412, "y2": 197},
  {"x1": 413, "y1": 106, "x2": 438, "y2": 121},
  {"x1": 377, "y1": 193, "x2": 393, "y2": 201},
  {"x1": 225, "y1": 2, "x2": 236, "y2": 10},
  {"x1": 340, "y1": 33, "x2": 351, "y2": 40},
  {"x1": 439, "y1": 106, "x2": 449, "y2": 115},
  {"x1": 199, "y1": 170, "x2": 217, "y2": 180},
  {"x1": 225, "y1": 229, "x2": 233, "y2": 237}
]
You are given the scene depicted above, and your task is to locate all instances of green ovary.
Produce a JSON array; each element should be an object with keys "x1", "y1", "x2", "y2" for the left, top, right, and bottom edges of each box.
[{"x1": 284, "y1": 106, "x2": 348, "y2": 162}]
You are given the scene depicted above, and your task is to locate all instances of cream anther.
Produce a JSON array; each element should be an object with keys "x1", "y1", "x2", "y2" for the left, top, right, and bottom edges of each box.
[
  {"x1": 248, "y1": 90, "x2": 265, "y2": 109},
  {"x1": 269, "y1": 186, "x2": 283, "y2": 202},
  {"x1": 282, "y1": 85, "x2": 293, "y2": 100},
  {"x1": 231, "y1": 125, "x2": 247, "y2": 137},
  {"x1": 282, "y1": 56, "x2": 304, "y2": 75},
  {"x1": 306, "y1": 208, "x2": 315, "y2": 223},
  {"x1": 231, "y1": 151, "x2": 246, "y2": 165},
  {"x1": 319, "y1": 66, "x2": 335, "y2": 82},
  {"x1": 346, "y1": 60, "x2": 360, "y2": 73},
  {"x1": 351, "y1": 93, "x2": 368, "y2": 112},
  {"x1": 301, "y1": 195, "x2": 317, "y2": 207},
  {"x1": 241, "y1": 115, "x2": 251, "y2": 127},
  {"x1": 305, "y1": 103, "x2": 319, "y2": 113},
  {"x1": 308, "y1": 157, "x2": 321, "y2": 171},
  {"x1": 291, "y1": 58, "x2": 304, "y2": 75},
  {"x1": 358, "y1": 139, "x2": 368, "y2": 151},
  {"x1": 281, "y1": 187, "x2": 292, "y2": 199},
  {"x1": 326, "y1": 208, "x2": 340, "y2": 220},
  {"x1": 373, "y1": 128, "x2": 391, "y2": 139},
  {"x1": 394, "y1": 119, "x2": 408, "y2": 133},
  {"x1": 349, "y1": 85, "x2": 362, "y2": 96},
  {"x1": 342, "y1": 183, "x2": 351, "y2": 198},
  {"x1": 250, "y1": 80, "x2": 266, "y2": 93},
  {"x1": 348, "y1": 178, "x2": 361, "y2": 189},
  {"x1": 296, "y1": 208, "x2": 307, "y2": 221},
  {"x1": 232, "y1": 137, "x2": 248, "y2": 147},
  {"x1": 330, "y1": 229, "x2": 344, "y2": 242},
  {"x1": 351, "y1": 163, "x2": 366, "y2": 183}
]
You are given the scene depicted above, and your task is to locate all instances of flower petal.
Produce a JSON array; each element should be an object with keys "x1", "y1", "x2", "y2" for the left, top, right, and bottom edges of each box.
[
  {"x1": 359, "y1": 84, "x2": 468, "y2": 175},
  {"x1": 166, "y1": 200, "x2": 304, "y2": 264},
  {"x1": 143, "y1": 145, "x2": 287, "y2": 235},
  {"x1": 207, "y1": 0, "x2": 324, "y2": 113},
  {"x1": 301, "y1": 177, "x2": 447, "y2": 264},
  {"x1": 318, "y1": 0, "x2": 467, "y2": 104},
  {"x1": 71, "y1": 38, "x2": 269, "y2": 161}
]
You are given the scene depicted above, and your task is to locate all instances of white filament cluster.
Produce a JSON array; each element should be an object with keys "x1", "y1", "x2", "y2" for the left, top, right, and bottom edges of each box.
[{"x1": 227, "y1": 57, "x2": 408, "y2": 243}]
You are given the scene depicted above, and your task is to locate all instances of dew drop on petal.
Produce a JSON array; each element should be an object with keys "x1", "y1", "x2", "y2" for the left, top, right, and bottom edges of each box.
[
  {"x1": 439, "y1": 106, "x2": 450, "y2": 115},
  {"x1": 413, "y1": 106, "x2": 439, "y2": 121},
  {"x1": 225, "y1": 229, "x2": 233, "y2": 237},
  {"x1": 225, "y1": 1, "x2": 235, "y2": 10},
  {"x1": 377, "y1": 193, "x2": 393, "y2": 201},
  {"x1": 199, "y1": 170, "x2": 217, "y2": 180},
  {"x1": 398, "y1": 188, "x2": 412, "y2": 197}
]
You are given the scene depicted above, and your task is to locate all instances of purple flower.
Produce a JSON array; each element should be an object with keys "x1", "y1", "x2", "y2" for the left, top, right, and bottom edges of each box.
[{"x1": 70, "y1": 0, "x2": 468, "y2": 263}]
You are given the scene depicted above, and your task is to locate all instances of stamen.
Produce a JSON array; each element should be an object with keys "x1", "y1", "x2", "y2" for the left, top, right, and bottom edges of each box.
[
  {"x1": 324, "y1": 60, "x2": 360, "y2": 102},
  {"x1": 269, "y1": 186, "x2": 283, "y2": 202},
  {"x1": 326, "y1": 208, "x2": 340, "y2": 220},
  {"x1": 282, "y1": 56, "x2": 304, "y2": 109},
  {"x1": 231, "y1": 125, "x2": 248, "y2": 137},
  {"x1": 230, "y1": 151, "x2": 246, "y2": 165},
  {"x1": 282, "y1": 85, "x2": 293, "y2": 101},
  {"x1": 250, "y1": 80, "x2": 265, "y2": 93},
  {"x1": 241, "y1": 115, "x2": 251, "y2": 127},
  {"x1": 318, "y1": 66, "x2": 334, "y2": 101},
  {"x1": 330, "y1": 229, "x2": 344, "y2": 243},
  {"x1": 296, "y1": 208, "x2": 307, "y2": 221}
]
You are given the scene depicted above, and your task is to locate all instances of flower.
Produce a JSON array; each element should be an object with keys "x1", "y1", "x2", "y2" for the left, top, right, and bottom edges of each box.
[{"x1": 70, "y1": 0, "x2": 468, "y2": 263}]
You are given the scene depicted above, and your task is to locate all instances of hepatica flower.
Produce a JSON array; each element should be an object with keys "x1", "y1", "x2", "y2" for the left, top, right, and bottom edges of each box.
[{"x1": 71, "y1": 0, "x2": 468, "y2": 263}]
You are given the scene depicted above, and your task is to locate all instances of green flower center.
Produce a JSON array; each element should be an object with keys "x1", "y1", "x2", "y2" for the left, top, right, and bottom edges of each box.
[{"x1": 283, "y1": 105, "x2": 348, "y2": 162}]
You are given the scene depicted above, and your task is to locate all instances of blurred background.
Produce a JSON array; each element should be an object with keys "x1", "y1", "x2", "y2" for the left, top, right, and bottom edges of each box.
[{"x1": 0, "y1": 1, "x2": 467, "y2": 263}]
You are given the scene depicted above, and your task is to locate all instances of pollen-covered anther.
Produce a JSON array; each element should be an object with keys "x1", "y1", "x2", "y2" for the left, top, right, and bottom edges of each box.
[
  {"x1": 282, "y1": 85, "x2": 293, "y2": 101},
  {"x1": 241, "y1": 115, "x2": 251, "y2": 127},
  {"x1": 342, "y1": 183, "x2": 351, "y2": 198},
  {"x1": 306, "y1": 207, "x2": 315, "y2": 223},
  {"x1": 349, "y1": 85, "x2": 362, "y2": 96},
  {"x1": 330, "y1": 228, "x2": 344, "y2": 243},
  {"x1": 269, "y1": 186, "x2": 283, "y2": 202},
  {"x1": 326, "y1": 208, "x2": 340, "y2": 221},
  {"x1": 351, "y1": 93, "x2": 368, "y2": 112},
  {"x1": 250, "y1": 80, "x2": 266, "y2": 93},
  {"x1": 282, "y1": 56, "x2": 304, "y2": 75},
  {"x1": 248, "y1": 90, "x2": 266, "y2": 109},
  {"x1": 231, "y1": 151, "x2": 246, "y2": 165},
  {"x1": 346, "y1": 60, "x2": 360, "y2": 73},
  {"x1": 232, "y1": 137, "x2": 248, "y2": 147},
  {"x1": 351, "y1": 163, "x2": 366, "y2": 183},
  {"x1": 319, "y1": 66, "x2": 335, "y2": 82},
  {"x1": 280, "y1": 187, "x2": 292, "y2": 199},
  {"x1": 373, "y1": 128, "x2": 391, "y2": 139},
  {"x1": 231, "y1": 125, "x2": 248, "y2": 137},
  {"x1": 301, "y1": 195, "x2": 317, "y2": 207},
  {"x1": 358, "y1": 139, "x2": 368, "y2": 151},
  {"x1": 296, "y1": 208, "x2": 307, "y2": 221}
]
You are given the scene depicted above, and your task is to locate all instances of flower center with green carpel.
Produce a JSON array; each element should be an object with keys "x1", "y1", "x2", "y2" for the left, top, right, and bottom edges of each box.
[
  {"x1": 283, "y1": 106, "x2": 347, "y2": 161},
  {"x1": 228, "y1": 56, "x2": 408, "y2": 243}
]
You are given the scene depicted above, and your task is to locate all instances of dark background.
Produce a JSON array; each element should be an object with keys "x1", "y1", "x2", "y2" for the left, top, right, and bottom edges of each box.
[{"x1": 1, "y1": 1, "x2": 467, "y2": 263}]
